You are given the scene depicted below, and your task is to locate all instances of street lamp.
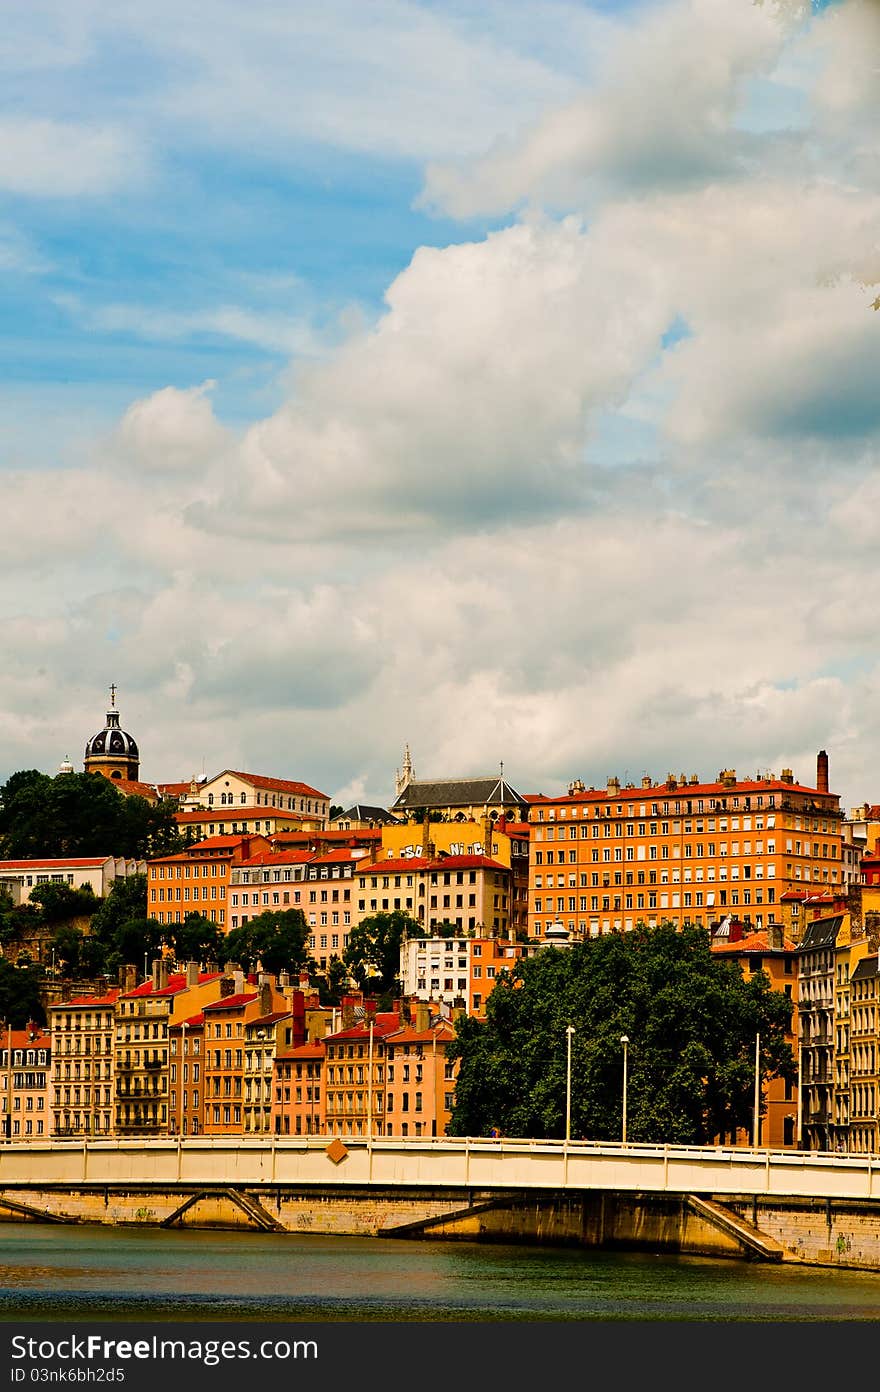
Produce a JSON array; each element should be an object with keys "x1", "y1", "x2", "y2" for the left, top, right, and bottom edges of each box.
[
  {"x1": 565, "y1": 1025, "x2": 575, "y2": 1142},
  {"x1": 753, "y1": 1032, "x2": 761, "y2": 1149},
  {"x1": 620, "y1": 1035, "x2": 630, "y2": 1145}
]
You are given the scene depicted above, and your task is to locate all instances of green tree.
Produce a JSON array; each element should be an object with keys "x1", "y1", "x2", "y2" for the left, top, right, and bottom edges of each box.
[
  {"x1": 0, "y1": 771, "x2": 182, "y2": 859},
  {"x1": 222, "y1": 910, "x2": 310, "y2": 976},
  {"x1": 342, "y1": 909, "x2": 419, "y2": 992},
  {"x1": 90, "y1": 875, "x2": 148, "y2": 942},
  {"x1": 28, "y1": 882, "x2": 99, "y2": 923},
  {"x1": 448, "y1": 923, "x2": 795, "y2": 1144},
  {"x1": 162, "y1": 913, "x2": 224, "y2": 967},
  {"x1": 318, "y1": 954, "x2": 349, "y2": 1006},
  {"x1": 0, "y1": 959, "x2": 46, "y2": 1028}
]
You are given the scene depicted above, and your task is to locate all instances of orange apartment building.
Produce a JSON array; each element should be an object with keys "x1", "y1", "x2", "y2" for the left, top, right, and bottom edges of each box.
[
  {"x1": 273, "y1": 1040, "x2": 325, "y2": 1136},
  {"x1": 201, "y1": 977, "x2": 289, "y2": 1135},
  {"x1": 49, "y1": 989, "x2": 119, "y2": 1138},
  {"x1": 243, "y1": 1008, "x2": 293, "y2": 1135},
  {"x1": 148, "y1": 834, "x2": 270, "y2": 932},
  {"x1": 528, "y1": 754, "x2": 847, "y2": 942},
  {"x1": 323, "y1": 1014, "x2": 400, "y2": 1138},
  {"x1": 383, "y1": 1013, "x2": 457, "y2": 1138},
  {"x1": 1, "y1": 1024, "x2": 51, "y2": 1142},
  {"x1": 169, "y1": 1011, "x2": 205, "y2": 1136},
  {"x1": 711, "y1": 922, "x2": 800, "y2": 1148}
]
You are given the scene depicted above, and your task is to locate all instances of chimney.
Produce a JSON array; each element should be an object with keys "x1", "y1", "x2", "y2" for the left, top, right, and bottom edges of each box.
[
  {"x1": 817, "y1": 749, "x2": 829, "y2": 794},
  {"x1": 568, "y1": 779, "x2": 586, "y2": 796},
  {"x1": 122, "y1": 964, "x2": 137, "y2": 995},
  {"x1": 780, "y1": 768, "x2": 794, "y2": 785},
  {"x1": 641, "y1": 775, "x2": 652, "y2": 789},
  {"x1": 666, "y1": 774, "x2": 677, "y2": 789},
  {"x1": 606, "y1": 776, "x2": 620, "y2": 796},
  {"x1": 767, "y1": 923, "x2": 784, "y2": 952},
  {"x1": 233, "y1": 969, "x2": 245, "y2": 995},
  {"x1": 186, "y1": 961, "x2": 200, "y2": 987},
  {"x1": 259, "y1": 981, "x2": 272, "y2": 1016},
  {"x1": 220, "y1": 976, "x2": 236, "y2": 998},
  {"x1": 151, "y1": 957, "x2": 162, "y2": 990},
  {"x1": 415, "y1": 1001, "x2": 430, "y2": 1033}
]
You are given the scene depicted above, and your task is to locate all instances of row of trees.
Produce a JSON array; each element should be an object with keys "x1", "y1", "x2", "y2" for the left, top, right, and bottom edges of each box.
[
  {"x1": 0, "y1": 770, "x2": 182, "y2": 860},
  {"x1": 449, "y1": 924, "x2": 795, "y2": 1145}
]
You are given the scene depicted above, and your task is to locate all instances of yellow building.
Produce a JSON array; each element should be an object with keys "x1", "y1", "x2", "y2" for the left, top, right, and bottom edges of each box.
[
  {"x1": 114, "y1": 962, "x2": 225, "y2": 1136},
  {"x1": 711, "y1": 924, "x2": 799, "y2": 1148}
]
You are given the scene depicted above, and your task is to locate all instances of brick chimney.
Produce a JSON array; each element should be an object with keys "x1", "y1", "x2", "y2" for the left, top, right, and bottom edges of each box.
[
  {"x1": 259, "y1": 981, "x2": 272, "y2": 1016},
  {"x1": 817, "y1": 749, "x2": 829, "y2": 794},
  {"x1": 151, "y1": 957, "x2": 162, "y2": 990},
  {"x1": 415, "y1": 1001, "x2": 430, "y2": 1032},
  {"x1": 185, "y1": 961, "x2": 200, "y2": 987},
  {"x1": 122, "y1": 964, "x2": 138, "y2": 994}
]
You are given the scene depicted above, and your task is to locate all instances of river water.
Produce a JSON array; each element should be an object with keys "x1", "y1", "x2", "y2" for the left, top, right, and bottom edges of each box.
[{"x1": 0, "y1": 1224, "x2": 878, "y2": 1321}]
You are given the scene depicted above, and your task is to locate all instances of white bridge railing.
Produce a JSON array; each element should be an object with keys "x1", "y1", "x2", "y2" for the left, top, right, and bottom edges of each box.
[{"x1": 1, "y1": 1136, "x2": 879, "y2": 1201}]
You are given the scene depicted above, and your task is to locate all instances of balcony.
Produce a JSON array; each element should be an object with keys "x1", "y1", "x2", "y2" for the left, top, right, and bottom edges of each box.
[{"x1": 144, "y1": 1058, "x2": 162, "y2": 1070}]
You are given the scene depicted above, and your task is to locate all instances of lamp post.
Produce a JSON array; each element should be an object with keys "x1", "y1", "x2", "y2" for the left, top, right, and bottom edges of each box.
[
  {"x1": 753, "y1": 1032, "x2": 761, "y2": 1149},
  {"x1": 3, "y1": 1020, "x2": 12, "y2": 1143},
  {"x1": 178, "y1": 1020, "x2": 187, "y2": 1137},
  {"x1": 565, "y1": 1025, "x2": 575, "y2": 1142},
  {"x1": 620, "y1": 1035, "x2": 630, "y2": 1145}
]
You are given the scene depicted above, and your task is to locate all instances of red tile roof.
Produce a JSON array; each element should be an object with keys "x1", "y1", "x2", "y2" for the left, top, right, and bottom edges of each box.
[
  {"x1": 386, "y1": 1023, "x2": 456, "y2": 1044},
  {"x1": 711, "y1": 932, "x2": 797, "y2": 954},
  {"x1": 247, "y1": 1011, "x2": 291, "y2": 1027},
  {"x1": 215, "y1": 770, "x2": 328, "y2": 799},
  {"x1": 169, "y1": 1012, "x2": 205, "y2": 1030},
  {"x1": 526, "y1": 777, "x2": 834, "y2": 805},
  {"x1": 112, "y1": 779, "x2": 161, "y2": 801},
  {"x1": 121, "y1": 972, "x2": 222, "y2": 1000},
  {"x1": 0, "y1": 857, "x2": 113, "y2": 869},
  {"x1": 276, "y1": 1040, "x2": 325, "y2": 1060},
  {"x1": 2, "y1": 1027, "x2": 52, "y2": 1050},
  {"x1": 175, "y1": 807, "x2": 307, "y2": 823},
  {"x1": 202, "y1": 992, "x2": 258, "y2": 1012},
  {"x1": 50, "y1": 989, "x2": 120, "y2": 1009}
]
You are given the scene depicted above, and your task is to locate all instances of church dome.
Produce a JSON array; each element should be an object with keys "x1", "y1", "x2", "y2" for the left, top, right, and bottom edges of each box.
[{"x1": 84, "y1": 686, "x2": 139, "y2": 767}]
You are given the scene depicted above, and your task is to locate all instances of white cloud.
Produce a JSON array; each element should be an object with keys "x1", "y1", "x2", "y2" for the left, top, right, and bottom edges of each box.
[
  {"x1": 0, "y1": 118, "x2": 147, "y2": 197},
  {"x1": 419, "y1": 0, "x2": 791, "y2": 218}
]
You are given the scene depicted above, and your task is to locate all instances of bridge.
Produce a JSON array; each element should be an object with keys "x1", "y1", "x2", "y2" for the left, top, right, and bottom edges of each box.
[
  {"x1": 2, "y1": 1138, "x2": 879, "y2": 1267},
  {"x1": 1, "y1": 1135, "x2": 879, "y2": 1199}
]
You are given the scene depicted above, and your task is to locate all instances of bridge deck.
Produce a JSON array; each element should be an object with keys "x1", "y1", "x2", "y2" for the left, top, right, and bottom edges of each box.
[{"x1": 1, "y1": 1138, "x2": 879, "y2": 1201}]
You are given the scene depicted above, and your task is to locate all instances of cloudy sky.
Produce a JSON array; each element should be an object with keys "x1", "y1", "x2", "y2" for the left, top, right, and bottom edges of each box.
[{"x1": 3, "y1": 0, "x2": 879, "y2": 812}]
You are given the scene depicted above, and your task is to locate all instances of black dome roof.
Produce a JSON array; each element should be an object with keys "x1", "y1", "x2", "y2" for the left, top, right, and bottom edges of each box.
[{"x1": 85, "y1": 708, "x2": 138, "y2": 761}]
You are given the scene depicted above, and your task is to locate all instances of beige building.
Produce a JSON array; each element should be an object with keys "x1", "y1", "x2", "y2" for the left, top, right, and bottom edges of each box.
[
  {"x1": 0, "y1": 855, "x2": 145, "y2": 906},
  {"x1": 49, "y1": 989, "x2": 119, "y2": 1138},
  {"x1": 194, "y1": 770, "x2": 330, "y2": 827},
  {"x1": 114, "y1": 963, "x2": 224, "y2": 1136}
]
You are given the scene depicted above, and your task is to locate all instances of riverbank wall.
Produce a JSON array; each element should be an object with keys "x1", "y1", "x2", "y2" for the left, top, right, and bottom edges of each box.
[{"x1": 2, "y1": 1184, "x2": 880, "y2": 1272}]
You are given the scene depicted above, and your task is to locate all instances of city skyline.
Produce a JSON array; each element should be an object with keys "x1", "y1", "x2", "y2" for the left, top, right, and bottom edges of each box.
[{"x1": 3, "y1": 0, "x2": 879, "y2": 815}]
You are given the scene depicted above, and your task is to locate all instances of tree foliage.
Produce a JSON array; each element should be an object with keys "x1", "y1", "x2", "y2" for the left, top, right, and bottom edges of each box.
[
  {"x1": 0, "y1": 770, "x2": 182, "y2": 860},
  {"x1": 342, "y1": 909, "x2": 420, "y2": 992},
  {"x1": 222, "y1": 910, "x2": 310, "y2": 976},
  {"x1": 163, "y1": 913, "x2": 224, "y2": 966},
  {"x1": 0, "y1": 959, "x2": 46, "y2": 1028},
  {"x1": 448, "y1": 924, "x2": 795, "y2": 1144},
  {"x1": 28, "y1": 882, "x2": 99, "y2": 923}
]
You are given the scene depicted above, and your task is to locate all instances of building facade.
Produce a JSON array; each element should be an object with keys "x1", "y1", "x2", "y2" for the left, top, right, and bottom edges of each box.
[{"x1": 528, "y1": 758, "x2": 845, "y2": 942}]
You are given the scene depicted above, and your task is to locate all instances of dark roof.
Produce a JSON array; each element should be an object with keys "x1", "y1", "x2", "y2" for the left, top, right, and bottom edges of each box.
[
  {"x1": 851, "y1": 955, "x2": 879, "y2": 982},
  {"x1": 799, "y1": 915, "x2": 843, "y2": 952},
  {"x1": 332, "y1": 804, "x2": 400, "y2": 825},
  {"x1": 392, "y1": 777, "x2": 528, "y2": 811}
]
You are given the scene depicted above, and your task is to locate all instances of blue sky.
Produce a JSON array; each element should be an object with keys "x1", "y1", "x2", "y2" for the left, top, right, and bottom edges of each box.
[{"x1": 3, "y1": 0, "x2": 880, "y2": 811}]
